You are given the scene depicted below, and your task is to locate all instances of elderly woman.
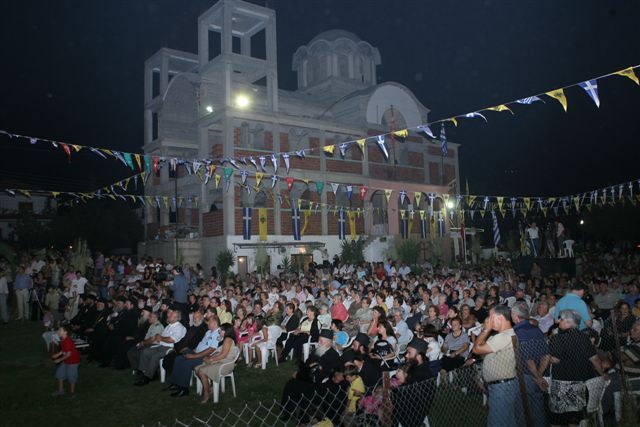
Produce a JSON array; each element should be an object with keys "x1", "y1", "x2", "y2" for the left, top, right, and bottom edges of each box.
[
  {"x1": 548, "y1": 309, "x2": 607, "y2": 427},
  {"x1": 439, "y1": 317, "x2": 470, "y2": 381}
]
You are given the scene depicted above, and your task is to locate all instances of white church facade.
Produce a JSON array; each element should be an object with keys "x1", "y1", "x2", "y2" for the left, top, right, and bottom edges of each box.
[{"x1": 139, "y1": 0, "x2": 460, "y2": 273}]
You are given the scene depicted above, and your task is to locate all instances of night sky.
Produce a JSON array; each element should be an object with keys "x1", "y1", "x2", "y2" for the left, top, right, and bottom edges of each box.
[{"x1": 1, "y1": 0, "x2": 639, "y2": 197}]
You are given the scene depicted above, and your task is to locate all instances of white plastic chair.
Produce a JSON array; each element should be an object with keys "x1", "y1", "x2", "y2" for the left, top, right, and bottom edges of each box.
[
  {"x1": 563, "y1": 240, "x2": 575, "y2": 258},
  {"x1": 303, "y1": 336, "x2": 318, "y2": 362},
  {"x1": 159, "y1": 357, "x2": 165, "y2": 383},
  {"x1": 196, "y1": 348, "x2": 241, "y2": 403},
  {"x1": 258, "y1": 325, "x2": 281, "y2": 369},
  {"x1": 243, "y1": 332, "x2": 264, "y2": 364}
]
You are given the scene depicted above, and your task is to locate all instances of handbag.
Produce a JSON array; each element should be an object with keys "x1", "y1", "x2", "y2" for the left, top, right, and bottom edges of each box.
[{"x1": 549, "y1": 379, "x2": 587, "y2": 414}]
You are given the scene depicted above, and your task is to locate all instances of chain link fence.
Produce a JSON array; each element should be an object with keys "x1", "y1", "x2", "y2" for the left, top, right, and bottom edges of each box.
[{"x1": 154, "y1": 314, "x2": 639, "y2": 427}]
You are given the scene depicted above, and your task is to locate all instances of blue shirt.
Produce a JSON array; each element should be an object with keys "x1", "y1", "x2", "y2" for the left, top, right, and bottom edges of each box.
[
  {"x1": 195, "y1": 328, "x2": 220, "y2": 353},
  {"x1": 554, "y1": 293, "x2": 590, "y2": 330},
  {"x1": 171, "y1": 274, "x2": 188, "y2": 303},
  {"x1": 14, "y1": 273, "x2": 31, "y2": 290},
  {"x1": 513, "y1": 320, "x2": 550, "y2": 376}
]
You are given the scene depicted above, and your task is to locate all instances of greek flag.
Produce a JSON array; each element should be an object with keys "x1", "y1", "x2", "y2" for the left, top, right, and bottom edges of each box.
[
  {"x1": 578, "y1": 80, "x2": 600, "y2": 108},
  {"x1": 242, "y1": 207, "x2": 252, "y2": 240},
  {"x1": 515, "y1": 96, "x2": 544, "y2": 105},
  {"x1": 338, "y1": 209, "x2": 346, "y2": 240},
  {"x1": 491, "y1": 211, "x2": 501, "y2": 247},
  {"x1": 440, "y1": 124, "x2": 447, "y2": 156},
  {"x1": 291, "y1": 208, "x2": 301, "y2": 241}
]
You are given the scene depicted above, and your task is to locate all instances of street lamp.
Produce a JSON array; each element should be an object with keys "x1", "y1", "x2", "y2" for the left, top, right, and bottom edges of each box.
[
  {"x1": 205, "y1": 105, "x2": 213, "y2": 113},
  {"x1": 446, "y1": 200, "x2": 455, "y2": 210},
  {"x1": 235, "y1": 94, "x2": 250, "y2": 109}
]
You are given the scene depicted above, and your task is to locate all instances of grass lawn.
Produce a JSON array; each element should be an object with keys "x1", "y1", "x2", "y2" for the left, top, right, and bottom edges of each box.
[{"x1": 0, "y1": 321, "x2": 296, "y2": 426}]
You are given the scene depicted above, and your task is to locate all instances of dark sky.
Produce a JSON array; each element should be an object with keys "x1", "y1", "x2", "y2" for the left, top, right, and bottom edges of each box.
[{"x1": 1, "y1": 0, "x2": 639, "y2": 197}]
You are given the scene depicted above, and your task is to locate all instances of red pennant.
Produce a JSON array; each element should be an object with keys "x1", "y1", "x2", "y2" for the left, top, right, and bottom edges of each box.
[
  {"x1": 360, "y1": 186, "x2": 368, "y2": 201},
  {"x1": 152, "y1": 156, "x2": 159, "y2": 174},
  {"x1": 286, "y1": 177, "x2": 294, "y2": 191},
  {"x1": 60, "y1": 143, "x2": 71, "y2": 162}
]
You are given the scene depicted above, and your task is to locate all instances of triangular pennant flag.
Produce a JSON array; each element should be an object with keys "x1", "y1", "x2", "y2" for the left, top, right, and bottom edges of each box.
[
  {"x1": 162, "y1": 196, "x2": 169, "y2": 209},
  {"x1": 384, "y1": 189, "x2": 392, "y2": 203},
  {"x1": 486, "y1": 104, "x2": 514, "y2": 115},
  {"x1": 497, "y1": 196, "x2": 504, "y2": 211},
  {"x1": 339, "y1": 143, "x2": 348, "y2": 158},
  {"x1": 463, "y1": 112, "x2": 488, "y2": 122},
  {"x1": 322, "y1": 145, "x2": 335, "y2": 155},
  {"x1": 71, "y1": 144, "x2": 82, "y2": 152},
  {"x1": 445, "y1": 117, "x2": 458, "y2": 127},
  {"x1": 524, "y1": 197, "x2": 531, "y2": 211},
  {"x1": 356, "y1": 139, "x2": 366, "y2": 153},
  {"x1": 480, "y1": 210, "x2": 486, "y2": 218},
  {"x1": 578, "y1": 80, "x2": 600, "y2": 108},
  {"x1": 258, "y1": 156, "x2": 267, "y2": 172},
  {"x1": 315, "y1": 181, "x2": 324, "y2": 194},
  {"x1": 545, "y1": 88, "x2": 568, "y2": 112},
  {"x1": 393, "y1": 129, "x2": 408, "y2": 141},
  {"x1": 360, "y1": 186, "x2": 368, "y2": 201},
  {"x1": 468, "y1": 195, "x2": 477, "y2": 207},
  {"x1": 123, "y1": 153, "x2": 135, "y2": 169},
  {"x1": 249, "y1": 157, "x2": 259, "y2": 171},
  {"x1": 346, "y1": 185, "x2": 353, "y2": 200},
  {"x1": 270, "y1": 154, "x2": 278, "y2": 174},
  {"x1": 255, "y1": 172, "x2": 264, "y2": 187},
  {"x1": 330, "y1": 182, "x2": 339, "y2": 195},
  {"x1": 271, "y1": 175, "x2": 278, "y2": 188},
  {"x1": 215, "y1": 174, "x2": 221, "y2": 189},
  {"x1": 443, "y1": 194, "x2": 450, "y2": 207},
  {"x1": 240, "y1": 170, "x2": 249, "y2": 185},
  {"x1": 399, "y1": 190, "x2": 407, "y2": 205},
  {"x1": 134, "y1": 154, "x2": 142, "y2": 170},
  {"x1": 515, "y1": 96, "x2": 544, "y2": 105},
  {"x1": 282, "y1": 153, "x2": 290, "y2": 174},
  {"x1": 286, "y1": 177, "x2": 294, "y2": 191},
  {"x1": 376, "y1": 135, "x2": 389, "y2": 160},
  {"x1": 414, "y1": 192, "x2": 422, "y2": 206},
  {"x1": 573, "y1": 196, "x2": 580, "y2": 211},
  {"x1": 416, "y1": 125, "x2": 435, "y2": 139},
  {"x1": 615, "y1": 67, "x2": 639, "y2": 85}
]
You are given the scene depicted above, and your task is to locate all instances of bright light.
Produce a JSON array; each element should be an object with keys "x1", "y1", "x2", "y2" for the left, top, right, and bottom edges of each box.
[
  {"x1": 299, "y1": 247, "x2": 306, "y2": 254},
  {"x1": 205, "y1": 105, "x2": 213, "y2": 113},
  {"x1": 238, "y1": 257, "x2": 245, "y2": 263},
  {"x1": 446, "y1": 201, "x2": 455, "y2": 210},
  {"x1": 580, "y1": 219, "x2": 585, "y2": 225},
  {"x1": 235, "y1": 94, "x2": 250, "y2": 109}
]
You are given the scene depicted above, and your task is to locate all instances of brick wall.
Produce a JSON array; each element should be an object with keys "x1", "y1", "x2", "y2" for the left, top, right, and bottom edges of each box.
[
  {"x1": 233, "y1": 127, "x2": 242, "y2": 146},
  {"x1": 147, "y1": 222, "x2": 159, "y2": 239},
  {"x1": 280, "y1": 132, "x2": 289, "y2": 152},
  {"x1": 190, "y1": 208, "x2": 199, "y2": 226},
  {"x1": 444, "y1": 164, "x2": 456, "y2": 184},
  {"x1": 428, "y1": 146, "x2": 455, "y2": 158},
  {"x1": 327, "y1": 159, "x2": 362, "y2": 174},
  {"x1": 429, "y1": 162, "x2": 440, "y2": 185},
  {"x1": 202, "y1": 211, "x2": 223, "y2": 237}
]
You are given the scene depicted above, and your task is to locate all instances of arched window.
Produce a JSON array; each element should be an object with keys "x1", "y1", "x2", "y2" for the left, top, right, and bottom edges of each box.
[{"x1": 254, "y1": 190, "x2": 268, "y2": 208}]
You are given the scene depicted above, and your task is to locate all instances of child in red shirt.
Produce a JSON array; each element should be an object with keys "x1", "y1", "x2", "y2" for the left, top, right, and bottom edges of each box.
[{"x1": 51, "y1": 325, "x2": 80, "y2": 398}]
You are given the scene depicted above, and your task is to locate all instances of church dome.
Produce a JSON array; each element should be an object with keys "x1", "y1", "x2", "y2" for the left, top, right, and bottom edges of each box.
[{"x1": 292, "y1": 29, "x2": 381, "y2": 91}]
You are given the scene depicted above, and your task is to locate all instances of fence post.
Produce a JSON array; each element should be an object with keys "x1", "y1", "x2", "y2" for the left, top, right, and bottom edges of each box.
[
  {"x1": 512, "y1": 335, "x2": 533, "y2": 427},
  {"x1": 380, "y1": 371, "x2": 393, "y2": 427}
]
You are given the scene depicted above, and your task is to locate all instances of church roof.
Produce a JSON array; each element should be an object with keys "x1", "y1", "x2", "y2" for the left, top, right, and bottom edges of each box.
[{"x1": 309, "y1": 29, "x2": 362, "y2": 44}]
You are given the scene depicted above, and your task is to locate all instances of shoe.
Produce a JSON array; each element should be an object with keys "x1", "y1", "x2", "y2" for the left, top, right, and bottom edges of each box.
[
  {"x1": 171, "y1": 388, "x2": 189, "y2": 398},
  {"x1": 162, "y1": 384, "x2": 177, "y2": 392},
  {"x1": 51, "y1": 390, "x2": 65, "y2": 397},
  {"x1": 134, "y1": 377, "x2": 150, "y2": 386}
]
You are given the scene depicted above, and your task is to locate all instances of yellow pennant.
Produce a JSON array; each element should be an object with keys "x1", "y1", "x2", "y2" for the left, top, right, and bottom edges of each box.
[
  {"x1": 524, "y1": 197, "x2": 531, "y2": 211},
  {"x1": 520, "y1": 208, "x2": 527, "y2": 217},
  {"x1": 134, "y1": 154, "x2": 142, "y2": 170},
  {"x1": 479, "y1": 210, "x2": 486, "y2": 218},
  {"x1": 302, "y1": 179, "x2": 309, "y2": 185},
  {"x1": 71, "y1": 144, "x2": 82, "y2": 152},
  {"x1": 129, "y1": 195, "x2": 136, "y2": 202},
  {"x1": 615, "y1": 67, "x2": 639, "y2": 85},
  {"x1": 356, "y1": 139, "x2": 366, "y2": 152},
  {"x1": 51, "y1": 191, "x2": 60, "y2": 198},
  {"x1": 573, "y1": 196, "x2": 580, "y2": 211},
  {"x1": 587, "y1": 204, "x2": 593, "y2": 211},
  {"x1": 19, "y1": 190, "x2": 31, "y2": 198},
  {"x1": 487, "y1": 104, "x2": 514, "y2": 114},
  {"x1": 400, "y1": 210, "x2": 406, "y2": 220},
  {"x1": 414, "y1": 191, "x2": 422, "y2": 206},
  {"x1": 145, "y1": 196, "x2": 153, "y2": 204},
  {"x1": 162, "y1": 196, "x2": 169, "y2": 208},
  {"x1": 445, "y1": 117, "x2": 458, "y2": 127},
  {"x1": 468, "y1": 195, "x2": 477, "y2": 207},
  {"x1": 322, "y1": 145, "x2": 335, "y2": 155},
  {"x1": 546, "y1": 88, "x2": 568, "y2": 112},
  {"x1": 419, "y1": 210, "x2": 425, "y2": 220},
  {"x1": 123, "y1": 178, "x2": 130, "y2": 190},
  {"x1": 253, "y1": 185, "x2": 260, "y2": 194},
  {"x1": 297, "y1": 199, "x2": 303, "y2": 210},
  {"x1": 393, "y1": 129, "x2": 408, "y2": 139},
  {"x1": 193, "y1": 196, "x2": 199, "y2": 208},
  {"x1": 256, "y1": 172, "x2": 264, "y2": 187},
  {"x1": 101, "y1": 149, "x2": 113, "y2": 156},
  {"x1": 108, "y1": 194, "x2": 116, "y2": 200},
  {"x1": 384, "y1": 189, "x2": 392, "y2": 203},
  {"x1": 215, "y1": 175, "x2": 221, "y2": 189},
  {"x1": 348, "y1": 211, "x2": 357, "y2": 239},
  {"x1": 443, "y1": 194, "x2": 450, "y2": 207},
  {"x1": 301, "y1": 210, "x2": 311, "y2": 236},
  {"x1": 408, "y1": 215, "x2": 413, "y2": 234},
  {"x1": 356, "y1": 207, "x2": 361, "y2": 218},
  {"x1": 548, "y1": 197, "x2": 556, "y2": 206}
]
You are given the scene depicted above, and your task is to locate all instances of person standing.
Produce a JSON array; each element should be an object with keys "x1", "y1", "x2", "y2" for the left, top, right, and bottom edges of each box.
[
  {"x1": 473, "y1": 305, "x2": 519, "y2": 427},
  {"x1": 0, "y1": 268, "x2": 8, "y2": 324},
  {"x1": 555, "y1": 220, "x2": 565, "y2": 257},
  {"x1": 511, "y1": 302, "x2": 550, "y2": 427},
  {"x1": 14, "y1": 266, "x2": 32, "y2": 321},
  {"x1": 526, "y1": 222, "x2": 541, "y2": 258},
  {"x1": 554, "y1": 283, "x2": 592, "y2": 330},
  {"x1": 170, "y1": 267, "x2": 189, "y2": 326}
]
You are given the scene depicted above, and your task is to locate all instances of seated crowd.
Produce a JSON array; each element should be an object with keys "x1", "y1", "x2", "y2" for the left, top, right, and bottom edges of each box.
[{"x1": 2, "y1": 244, "x2": 640, "y2": 425}]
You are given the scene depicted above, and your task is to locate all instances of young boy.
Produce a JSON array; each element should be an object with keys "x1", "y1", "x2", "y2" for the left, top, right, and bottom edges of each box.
[
  {"x1": 344, "y1": 366, "x2": 365, "y2": 416},
  {"x1": 51, "y1": 325, "x2": 80, "y2": 398}
]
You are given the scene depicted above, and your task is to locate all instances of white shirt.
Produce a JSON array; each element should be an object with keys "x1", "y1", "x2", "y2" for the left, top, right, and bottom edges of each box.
[
  {"x1": 526, "y1": 227, "x2": 539, "y2": 240},
  {"x1": 153, "y1": 321, "x2": 187, "y2": 348},
  {"x1": 534, "y1": 313, "x2": 554, "y2": 334},
  {"x1": 556, "y1": 223, "x2": 565, "y2": 237},
  {"x1": 71, "y1": 277, "x2": 88, "y2": 294},
  {"x1": 398, "y1": 266, "x2": 411, "y2": 279}
]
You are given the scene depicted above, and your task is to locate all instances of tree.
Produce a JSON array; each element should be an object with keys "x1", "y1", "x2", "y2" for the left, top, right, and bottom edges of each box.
[
  {"x1": 396, "y1": 239, "x2": 421, "y2": 268},
  {"x1": 216, "y1": 249, "x2": 235, "y2": 284},
  {"x1": 340, "y1": 238, "x2": 366, "y2": 265}
]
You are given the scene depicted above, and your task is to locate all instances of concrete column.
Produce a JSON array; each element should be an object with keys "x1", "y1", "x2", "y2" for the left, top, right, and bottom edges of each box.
[
  {"x1": 240, "y1": 36, "x2": 251, "y2": 57},
  {"x1": 160, "y1": 54, "x2": 169, "y2": 94},
  {"x1": 144, "y1": 65, "x2": 152, "y2": 103},
  {"x1": 267, "y1": 71, "x2": 279, "y2": 112},
  {"x1": 222, "y1": 6, "x2": 233, "y2": 54},
  {"x1": 224, "y1": 61, "x2": 232, "y2": 107},
  {"x1": 198, "y1": 20, "x2": 209, "y2": 66},
  {"x1": 265, "y1": 17, "x2": 277, "y2": 63}
]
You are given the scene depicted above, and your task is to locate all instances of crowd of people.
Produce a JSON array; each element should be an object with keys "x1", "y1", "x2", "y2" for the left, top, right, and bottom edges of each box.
[{"x1": 1, "y1": 243, "x2": 639, "y2": 426}]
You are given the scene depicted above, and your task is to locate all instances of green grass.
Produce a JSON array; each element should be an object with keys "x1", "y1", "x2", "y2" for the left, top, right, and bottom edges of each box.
[{"x1": 0, "y1": 321, "x2": 295, "y2": 427}]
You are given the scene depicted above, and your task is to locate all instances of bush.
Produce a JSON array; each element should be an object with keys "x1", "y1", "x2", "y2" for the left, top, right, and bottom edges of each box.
[
  {"x1": 340, "y1": 238, "x2": 366, "y2": 265},
  {"x1": 396, "y1": 239, "x2": 420, "y2": 267}
]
